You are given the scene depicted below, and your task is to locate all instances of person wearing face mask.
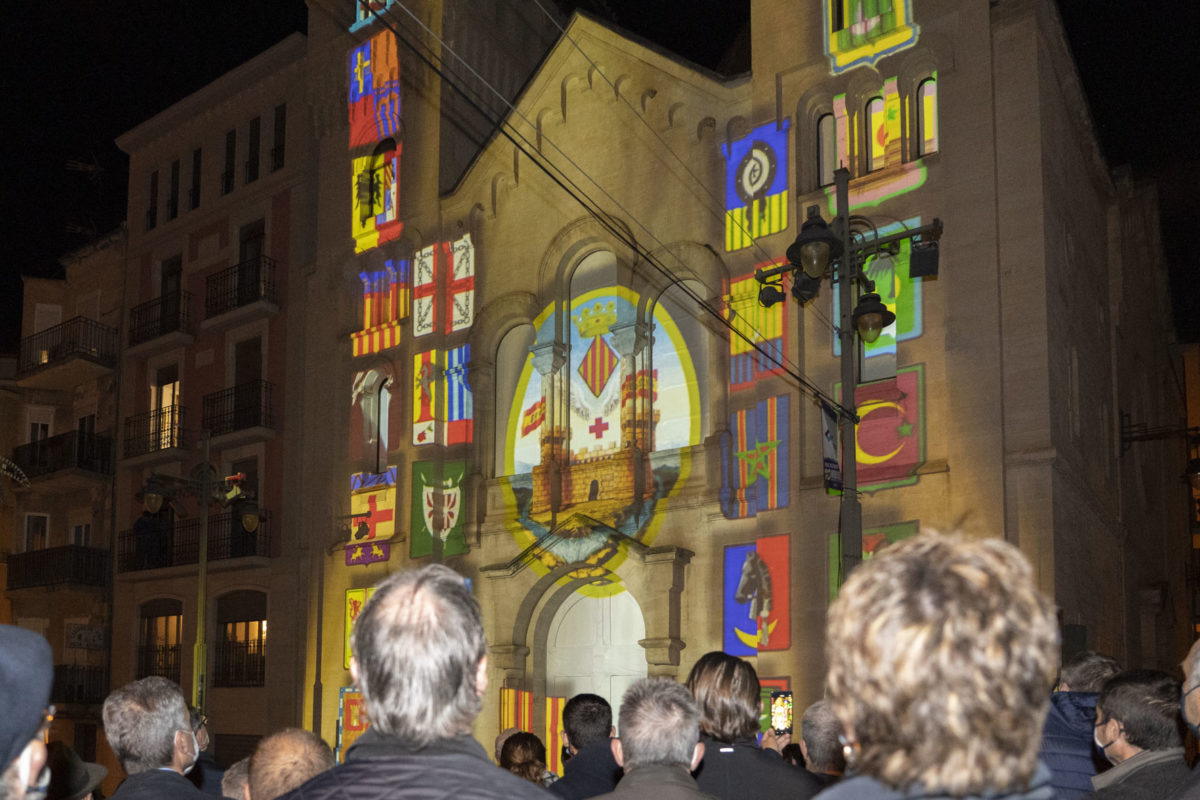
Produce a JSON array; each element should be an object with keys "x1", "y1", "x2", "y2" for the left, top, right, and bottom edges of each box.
[
  {"x1": 1088, "y1": 669, "x2": 1190, "y2": 799},
  {"x1": 1165, "y1": 640, "x2": 1200, "y2": 800},
  {"x1": 0, "y1": 625, "x2": 54, "y2": 800},
  {"x1": 101, "y1": 677, "x2": 205, "y2": 800}
]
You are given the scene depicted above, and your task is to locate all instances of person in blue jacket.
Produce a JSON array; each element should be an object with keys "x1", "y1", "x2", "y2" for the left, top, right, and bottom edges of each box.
[{"x1": 1038, "y1": 649, "x2": 1120, "y2": 799}]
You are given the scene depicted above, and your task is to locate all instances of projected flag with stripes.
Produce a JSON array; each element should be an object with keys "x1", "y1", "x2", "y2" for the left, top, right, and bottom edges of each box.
[
  {"x1": 500, "y1": 688, "x2": 534, "y2": 732},
  {"x1": 413, "y1": 349, "x2": 442, "y2": 445},
  {"x1": 720, "y1": 394, "x2": 790, "y2": 519},
  {"x1": 723, "y1": 121, "x2": 790, "y2": 251},
  {"x1": 444, "y1": 344, "x2": 473, "y2": 445},
  {"x1": 727, "y1": 268, "x2": 787, "y2": 391},
  {"x1": 347, "y1": 31, "x2": 400, "y2": 148}
]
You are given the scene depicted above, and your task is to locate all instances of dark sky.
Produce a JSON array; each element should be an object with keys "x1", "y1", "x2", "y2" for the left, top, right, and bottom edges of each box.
[{"x1": 2, "y1": 1, "x2": 1196, "y2": 356}]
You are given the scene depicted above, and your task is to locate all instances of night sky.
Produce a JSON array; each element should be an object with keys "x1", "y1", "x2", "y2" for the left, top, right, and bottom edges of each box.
[{"x1": 2, "y1": 1, "x2": 1196, "y2": 356}]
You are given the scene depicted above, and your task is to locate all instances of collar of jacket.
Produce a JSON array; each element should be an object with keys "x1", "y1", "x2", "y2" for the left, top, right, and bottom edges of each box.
[
  {"x1": 345, "y1": 727, "x2": 491, "y2": 763},
  {"x1": 1091, "y1": 747, "x2": 1185, "y2": 792}
]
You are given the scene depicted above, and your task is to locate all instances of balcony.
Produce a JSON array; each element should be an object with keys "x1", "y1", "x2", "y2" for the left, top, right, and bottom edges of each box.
[
  {"x1": 52, "y1": 665, "x2": 108, "y2": 706},
  {"x1": 213, "y1": 640, "x2": 266, "y2": 688},
  {"x1": 127, "y1": 290, "x2": 194, "y2": 356},
  {"x1": 202, "y1": 381, "x2": 275, "y2": 448},
  {"x1": 6, "y1": 546, "x2": 110, "y2": 591},
  {"x1": 11, "y1": 431, "x2": 113, "y2": 491},
  {"x1": 123, "y1": 405, "x2": 187, "y2": 465},
  {"x1": 116, "y1": 510, "x2": 272, "y2": 574},
  {"x1": 202, "y1": 256, "x2": 280, "y2": 330},
  {"x1": 17, "y1": 317, "x2": 119, "y2": 390}
]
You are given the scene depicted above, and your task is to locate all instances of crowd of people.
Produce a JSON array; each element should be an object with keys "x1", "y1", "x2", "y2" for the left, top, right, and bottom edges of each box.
[{"x1": 4, "y1": 533, "x2": 1200, "y2": 800}]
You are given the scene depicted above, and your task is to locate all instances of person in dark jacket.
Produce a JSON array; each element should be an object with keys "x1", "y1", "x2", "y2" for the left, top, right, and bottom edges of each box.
[
  {"x1": 102, "y1": 676, "x2": 205, "y2": 800},
  {"x1": 590, "y1": 678, "x2": 715, "y2": 800},
  {"x1": 277, "y1": 564, "x2": 548, "y2": 800},
  {"x1": 1166, "y1": 638, "x2": 1200, "y2": 800},
  {"x1": 1038, "y1": 650, "x2": 1120, "y2": 799},
  {"x1": 684, "y1": 651, "x2": 821, "y2": 800},
  {"x1": 798, "y1": 700, "x2": 843, "y2": 789},
  {"x1": 0, "y1": 625, "x2": 54, "y2": 800},
  {"x1": 550, "y1": 693, "x2": 622, "y2": 800},
  {"x1": 186, "y1": 707, "x2": 225, "y2": 797},
  {"x1": 820, "y1": 533, "x2": 1060, "y2": 800},
  {"x1": 1088, "y1": 669, "x2": 1191, "y2": 799}
]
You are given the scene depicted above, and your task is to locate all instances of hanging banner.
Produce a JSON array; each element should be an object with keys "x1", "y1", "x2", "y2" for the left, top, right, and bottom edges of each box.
[{"x1": 822, "y1": 401, "x2": 843, "y2": 495}]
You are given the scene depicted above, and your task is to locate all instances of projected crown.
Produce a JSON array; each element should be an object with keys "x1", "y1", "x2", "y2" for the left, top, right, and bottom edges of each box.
[{"x1": 573, "y1": 302, "x2": 617, "y2": 338}]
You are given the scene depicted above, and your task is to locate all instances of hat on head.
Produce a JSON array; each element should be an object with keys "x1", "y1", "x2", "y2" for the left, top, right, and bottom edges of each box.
[
  {"x1": 0, "y1": 625, "x2": 53, "y2": 770},
  {"x1": 46, "y1": 741, "x2": 106, "y2": 800}
]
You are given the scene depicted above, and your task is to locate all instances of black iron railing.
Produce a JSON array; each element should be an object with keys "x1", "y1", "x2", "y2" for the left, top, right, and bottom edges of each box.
[
  {"x1": 52, "y1": 665, "x2": 108, "y2": 705},
  {"x1": 204, "y1": 256, "x2": 278, "y2": 318},
  {"x1": 18, "y1": 316, "x2": 119, "y2": 375},
  {"x1": 202, "y1": 381, "x2": 274, "y2": 436},
  {"x1": 136, "y1": 645, "x2": 182, "y2": 683},
  {"x1": 213, "y1": 640, "x2": 266, "y2": 687},
  {"x1": 6, "y1": 546, "x2": 110, "y2": 590},
  {"x1": 12, "y1": 431, "x2": 113, "y2": 479},
  {"x1": 117, "y1": 510, "x2": 272, "y2": 573},
  {"x1": 129, "y1": 290, "x2": 193, "y2": 347},
  {"x1": 123, "y1": 405, "x2": 186, "y2": 458}
]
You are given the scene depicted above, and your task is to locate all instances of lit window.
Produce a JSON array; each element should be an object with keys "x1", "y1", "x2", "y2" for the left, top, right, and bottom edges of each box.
[
  {"x1": 214, "y1": 591, "x2": 267, "y2": 687},
  {"x1": 866, "y1": 97, "x2": 885, "y2": 172},
  {"x1": 138, "y1": 599, "x2": 182, "y2": 682},
  {"x1": 917, "y1": 78, "x2": 938, "y2": 156}
]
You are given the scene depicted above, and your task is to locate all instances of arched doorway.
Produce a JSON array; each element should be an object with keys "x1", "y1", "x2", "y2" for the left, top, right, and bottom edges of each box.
[{"x1": 544, "y1": 589, "x2": 646, "y2": 713}]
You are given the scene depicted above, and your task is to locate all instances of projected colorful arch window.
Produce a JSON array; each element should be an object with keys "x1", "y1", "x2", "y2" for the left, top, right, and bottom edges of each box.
[
  {"x1": 917, "y1": 77, "x2": 938, "y2": 156},
  {"x1": 499, "y1": 285, "x2": 701, "y2": 584},
  {"x1": 823, "y1": 0, "x2": 919, "y2": 75},
  {"x1": 827, "y1": 77, "x2": 926, "y2": 211},
  {"x1": 352, "y1": 259, "x2": 410, "y2": 357}
]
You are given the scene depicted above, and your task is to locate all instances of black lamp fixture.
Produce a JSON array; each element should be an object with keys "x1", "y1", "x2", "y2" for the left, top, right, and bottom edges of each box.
[
  {"x1": 786, "y1": 205, "x2": 843, "y2": 278},
  {"x1": 758, "y1": 280, "x2": 787, "y2": 307},
  {"x1": 790, "y1": 272, "x2": 823, "y2": 304},
  {"x1": 851, "y1": 292, "x2": 897, "y2": 343}
]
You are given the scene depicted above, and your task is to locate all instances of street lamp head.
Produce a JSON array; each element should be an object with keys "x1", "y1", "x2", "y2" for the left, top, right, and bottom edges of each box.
[
  {"x1": 791, "y1": 272, "x2": 823, "y2": 305},
  {"x1": 852, "y1": 292, "x2": 896, "y2": 344},
  {"x1": 787, "y1": 205, "x2": 843, "y2": 279},
  {"x1": 144, "y1": 491, "x2": 165, "y2": 514},
  {"x1": 758, "y1": 281, "x2": 787, "y2": 307}
]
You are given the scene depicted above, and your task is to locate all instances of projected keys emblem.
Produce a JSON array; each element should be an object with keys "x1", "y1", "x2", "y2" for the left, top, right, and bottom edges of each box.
[{"x1": 736, "y1": 141, "x2": 777, "y2": 205}]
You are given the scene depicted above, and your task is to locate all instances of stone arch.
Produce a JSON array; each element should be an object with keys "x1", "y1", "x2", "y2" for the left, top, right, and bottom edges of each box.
[
  {"x1": 561, "y1": 73, "x2": 586, "y2": 121},
  {"x1": 537, "y1": 215, "x2": 638, "y2": 344},
  {"x1": 482, "y1": 540, "x2": 694, "y2": 697},
  {"x1": 796, "y1": 85, "x2": 838, "y2": 193}
]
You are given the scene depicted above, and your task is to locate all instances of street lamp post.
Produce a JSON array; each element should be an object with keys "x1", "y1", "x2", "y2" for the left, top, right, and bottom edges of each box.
[
  {"x1": 756, "y1": 167, "x2": 943, "y2": 583},
  {"x1": 139, "y1": 429, "x2": 260, "y2": 714}
]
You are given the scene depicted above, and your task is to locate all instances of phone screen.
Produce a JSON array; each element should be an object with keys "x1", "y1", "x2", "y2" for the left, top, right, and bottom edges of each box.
[{"x1": 770, "y1": 691, "x2": 793, "y2": 735}]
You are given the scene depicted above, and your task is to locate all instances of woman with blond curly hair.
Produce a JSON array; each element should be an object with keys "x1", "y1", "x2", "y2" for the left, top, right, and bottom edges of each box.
[{"x1": 820, "y1": 532, "x2": 1060, "y2": 800}]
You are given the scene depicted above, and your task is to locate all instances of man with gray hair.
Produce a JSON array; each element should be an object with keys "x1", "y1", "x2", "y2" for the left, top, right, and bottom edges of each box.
[
  {"x1": 246, "y1": 728, "x2": 332, "y2": 800},
  {"x1": 591, "y1": 678, "x2": 714, "y2": 800},
  {"x1": 102, "y1": 676, "x2": 204, "y2": 799},
  {"x1": 277, "y1": 564, "x2": 547, "y2": 799},
  {"x1": 798, "y1": 700, "x2": 844, "y2": 788}
]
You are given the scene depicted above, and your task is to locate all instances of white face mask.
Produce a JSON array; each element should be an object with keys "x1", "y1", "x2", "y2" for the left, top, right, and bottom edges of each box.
[
  {"x1": 1093, "y1": 722, "x2": 1119, "y2": 765},
  {"x1": 180, "y1": 729, "x2": 200, "y2": 776}
]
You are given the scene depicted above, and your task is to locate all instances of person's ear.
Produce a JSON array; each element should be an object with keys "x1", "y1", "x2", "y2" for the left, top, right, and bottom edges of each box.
[
  {"x1": 475, "y1": 655, "x2": 489, "y2": 697},
  {"x1": 244, "y1": 782, "x2": 252, "y2": 800},
  {"x1": 690, "y1": 741, "x2": 705, "y2": 772},
  {"x1": 561, "y1": 730, "x2": 571, "y2": 753},
  {"x1": 611, "y1": 738, "x2": 624, "y2": 769},
  {"x1": 350, "y1": 657, "x2": 360, "y2": 688}
]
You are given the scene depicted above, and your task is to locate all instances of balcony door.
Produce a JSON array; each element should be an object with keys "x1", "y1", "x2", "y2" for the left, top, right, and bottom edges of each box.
[
  {"x1": 160, "y1": 256, "x2": 183, "y2": 334},
  {"x1": 234, "y1": 337, "x2": 262, "y2": 430},
  {"x1": 237, "y1": 220, "x2": 265, "y2": 305},
  {"x1": 151, "y1": 365, "x2": 180, "y2": 449}
]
